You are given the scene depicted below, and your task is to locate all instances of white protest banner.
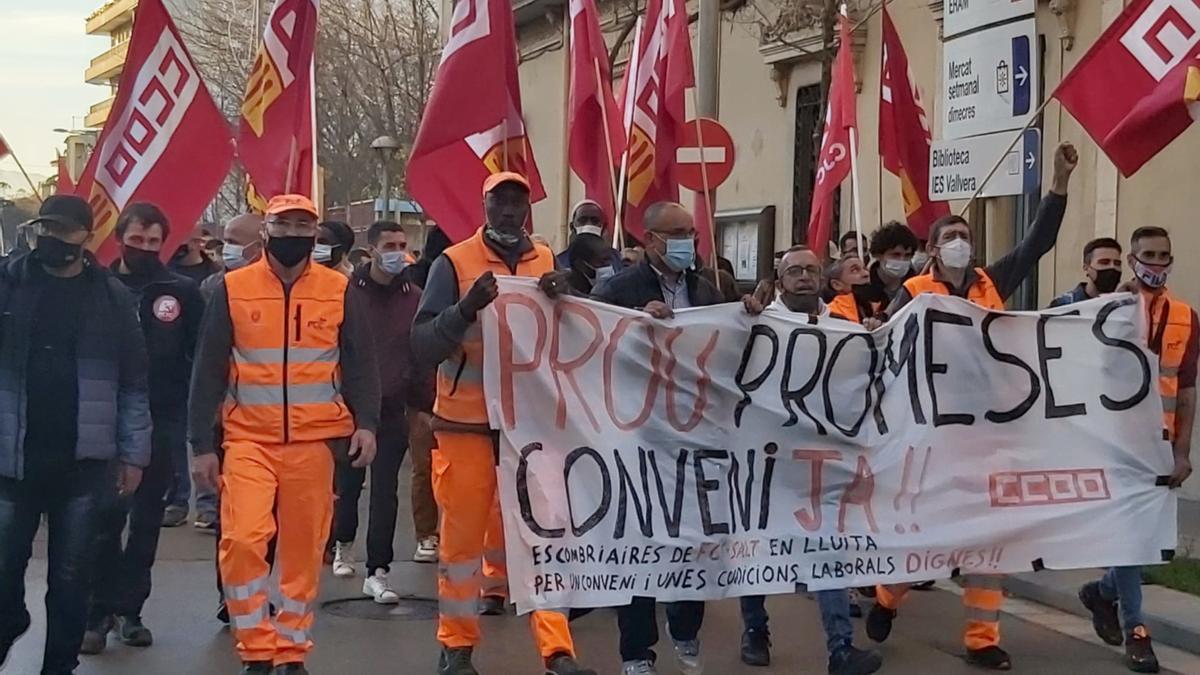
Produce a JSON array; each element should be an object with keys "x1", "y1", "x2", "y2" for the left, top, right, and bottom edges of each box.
[{"x1": 481, "y1": 279, "x2": 1176, "y2": 613}]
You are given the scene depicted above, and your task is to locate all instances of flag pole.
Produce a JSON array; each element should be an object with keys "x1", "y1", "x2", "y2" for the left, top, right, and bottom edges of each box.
[
  {"x1": 1, "y1": 134, "x2": 45, "y2": 204},
  {"x1": 840, "y1": 4, "x2": 864, "y2": 258},
  {"x1": 613, "y1": 17, "x2": 644, "y2": 251},
  {"x1": 593, "y1": 58, "x2": 622, "y2": 244},
  {"x1": 688, "y1": 102, "x2": 721, "y2": 296},
  {"x1": 560, "y1": 9, "x2": 573, "y2": 247},
  {"x1": 956, "y1": 97, "x2": 1053, "y2": 216}
]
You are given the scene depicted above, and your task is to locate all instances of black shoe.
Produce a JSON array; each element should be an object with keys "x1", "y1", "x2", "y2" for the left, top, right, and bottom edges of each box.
[
  {"x1": 217, "y1": 601, "x2": 230, "y2": 625},
  {"x1": 912, "y1": 580, "x2": 936, "y2": 591},
  {"x1": 478, "y1": 595, "x2": 506, "y2": 616},
  {"x1": 828, "y1": 645, "x2": 883, "y2": 675},
  {"x1": 194, "y1": 511, "x2": 219, "y2": 530},
  {"x1": 1079, "y1": 581, "x2": 1124, "y2": 646},
  {"x1": 865, "y1": 604, "x2": 896, "y2": 643},
  {"x1": 0, "y1": 612, "x2": 30, "y2": 669},
  {"x1": 437, "y1": 646, "x2": 478, "y2": 675},
  {"x1": 740, "y1": 628, "x2": 771, "y2": 667},
  {"x1": 162, "y1": 505, "x2": 188, "y2": 528},
  {"x1": 965, "y1": 645, "x2": 1012, "y2": 670},
  {"x1": 273, "y1": 663, "x2": 310, "y2": 674},
  {"x1": 117, "y1": 615, "x2": 153, "y2": 647},
  {"x1": 79, "y1": 615, "x2": 115, "y2": 655},
  {"x1": 567, "y1": 607, "x2": 594, "y2": 621},
  {"x1": 240, "y1": 662, "x2": 273, "y2": 674},
  {"x1": 544, "y1": 652, "x2": 598, "y2": 675},
  {"x1": 849, "y1": 601, "x2": 863, "y2": 619},
  {"x1": 1125, "y1": 627, "x2": 1160, "y2": 673}
]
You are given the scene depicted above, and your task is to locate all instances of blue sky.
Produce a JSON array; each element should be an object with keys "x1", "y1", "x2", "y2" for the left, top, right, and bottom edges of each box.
[{"x1": 0, "y1": 0, "x2": 111, "y2": 182}]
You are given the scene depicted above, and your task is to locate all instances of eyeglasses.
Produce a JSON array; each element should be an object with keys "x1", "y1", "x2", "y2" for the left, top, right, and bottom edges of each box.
[{"x1": 780, "y1": 264, "x2": 822, "y2": 279}]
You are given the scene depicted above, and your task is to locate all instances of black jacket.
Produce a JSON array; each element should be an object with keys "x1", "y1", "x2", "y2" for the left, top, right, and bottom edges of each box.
[
  {"x1": 109, "y1": 261, "x2": 204, "y2": 415},
  {"x1": 0, "y1": 253, "x2": 152, "y2": 478},
  {"x1": 591, "y1": 259, "x2": 725, "y2": 309}
]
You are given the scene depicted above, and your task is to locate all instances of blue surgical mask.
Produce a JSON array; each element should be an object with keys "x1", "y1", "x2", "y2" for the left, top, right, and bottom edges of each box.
[
  {"x1": 222, "y1": 243, "x2": 249, "y2": 270},
  {"x1": 379, "y1": 251, "x2": 409, "y2": 275},
  {"x1": 313, "y1": 242, "x2": 334, "y2": 264},
  {"x1": 594, "y1": 265, "x2": 615, "y2": 284},
  {"x1": 661, "y1": 237, "x2": 695, "y2": 272}
]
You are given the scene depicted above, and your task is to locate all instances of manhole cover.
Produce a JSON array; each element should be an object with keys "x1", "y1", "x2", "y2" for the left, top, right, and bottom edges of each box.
[{"x1": 322, "y1": 596, "x2": 438, "y2": 621}]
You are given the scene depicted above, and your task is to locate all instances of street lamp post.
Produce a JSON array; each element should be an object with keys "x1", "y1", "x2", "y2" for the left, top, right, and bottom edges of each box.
[{"x1": 370, "y1": 136, "x2": 400, "y2": 222}]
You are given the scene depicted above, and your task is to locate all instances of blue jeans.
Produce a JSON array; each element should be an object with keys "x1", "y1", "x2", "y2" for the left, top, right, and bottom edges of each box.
[
  {"x1": 0, "y1": 461, "x2": 110, "y2": 674},
  {"x1": 741, "y1": 589, "x2": 853, "y2": 656},
  {"x1": 1099, "y1": 566, "x2": 1144, "y2": 634}
]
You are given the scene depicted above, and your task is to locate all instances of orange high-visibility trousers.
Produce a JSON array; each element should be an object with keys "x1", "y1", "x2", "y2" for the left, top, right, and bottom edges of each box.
[
  {"x1": 433, "y1": 431, "x2": 573, "y2": 658},
  {"x1": 220, "y1": 440, "x2": 334, "y2": 665},
  {"x1": 482, "y1": 495, "x2": 507, "y2": 600},
  {"x1": 876, "y1": 575, "x2": 1003, "y2": 649}
]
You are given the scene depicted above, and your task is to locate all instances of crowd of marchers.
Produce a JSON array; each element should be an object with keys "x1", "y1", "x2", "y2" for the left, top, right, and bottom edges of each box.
[{"x1": 0, "y1": 140, "x2": 1194, "y2": 675}]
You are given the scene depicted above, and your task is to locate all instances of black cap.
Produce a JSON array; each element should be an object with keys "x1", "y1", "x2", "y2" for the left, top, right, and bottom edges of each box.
[{"x1": 31, "y1": 195, "x2": 94, "y2": 232}]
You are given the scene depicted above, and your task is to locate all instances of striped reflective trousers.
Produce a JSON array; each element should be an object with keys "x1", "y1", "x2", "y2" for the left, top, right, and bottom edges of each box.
[
  {"x1": 220, "y1": 440, "x2": 334, "y2": 665},
  {"x1": 876, "y1": 575, "x2": 1003, "y2": 649},
  {"x1": 432, "y1": 431, "x2": 574, "y2": 658}
]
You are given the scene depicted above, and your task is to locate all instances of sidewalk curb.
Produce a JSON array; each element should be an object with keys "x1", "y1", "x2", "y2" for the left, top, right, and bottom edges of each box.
[{"x1": 1004, "y1": 574, "x2": 1200, "y2": 656}]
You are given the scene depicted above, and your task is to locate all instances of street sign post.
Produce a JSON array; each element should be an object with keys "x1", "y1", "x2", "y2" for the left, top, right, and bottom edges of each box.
[
  {"x1": 929, "y1": 128, "x2": 1041, "y2": 201},
  {"x1": 942, "y1": 17, "x2": 1038, "y2": 140},
  {"x1": 944, "y1": 0, "x2": 1036, "y2": 39},
  {"x1": 676, "y1": 117, "x2": 736, "y2": 191}
]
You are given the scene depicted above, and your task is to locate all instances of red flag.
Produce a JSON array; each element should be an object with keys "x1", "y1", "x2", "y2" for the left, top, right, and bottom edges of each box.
[
  {"x1": 619, "y1": 0, "x2": 694, "y2": 240},
  {"x1": 407, "y1": 0, "x2": 545, "y2": 243},
  {"x1": 807, "y1": 13, "x2": 857, "y2": 257},
  {"x1": 239, "y1": 0, "x2": 318, "y2": 199},
  {"x1": 0, "y1": 135, "x2": 10, "y2": 160},
  {"x1": 55, "y1": 154, "x2": 75, "y2": 195},
  {"x1": 1054, "y1": 0, "x2": 1200, "y2": 177},
  {"x1": 568, "y1": 0, "x2": 625, "y2": 225},
  {"x1": 879, "y1": 6, "x2": 947, "y2": 239},
  {"x1": 74, "y1": 0, "x2": 235, "y2": 264}
]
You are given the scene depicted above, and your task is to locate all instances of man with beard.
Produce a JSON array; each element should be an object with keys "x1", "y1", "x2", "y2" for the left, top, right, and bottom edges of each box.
[{"x1": 1049, "y1": 237, "x2": 1124, "y2": 307}]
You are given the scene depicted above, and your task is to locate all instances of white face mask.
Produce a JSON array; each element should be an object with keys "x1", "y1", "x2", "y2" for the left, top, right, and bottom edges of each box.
[
  {"x1": 379, "y1": 250, "x2": 408, "y2": 275},
  {"x1": 938, "y1": 238, "x2": 972, "y2": 269},
  {"x1": 312, "y1": 242, "x2": 334, "y2": 264},
  {"x1": 1133, "y1": 259, "x2": 1171, "y2": 288},
  {"x1": 911, "y1": 251, "x2": 930, "y2": 273},
  {"x1": 881, "y1": 258, "x2": 911, "y2": 280},
  {"x1": 593, "y1": 265, "x2": 615, "y2": 284},
  {"x1": 576, "y1": 224, "x2": 603, "y2": 238},
  {"x1": 222, "y1": 243, "x2": 249, "y2": 270}
]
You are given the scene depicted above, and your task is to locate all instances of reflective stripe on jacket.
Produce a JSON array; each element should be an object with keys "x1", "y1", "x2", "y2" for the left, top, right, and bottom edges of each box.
[
  {"x1": 222, "y1": 257, "x2": 355, "y2": 443},
  {"x1": 1146, "y1": 290, "x2": 1194, "y2": 441},
  {"x1": 434, "y1": 228, "x2": 555, "y2": 425}
]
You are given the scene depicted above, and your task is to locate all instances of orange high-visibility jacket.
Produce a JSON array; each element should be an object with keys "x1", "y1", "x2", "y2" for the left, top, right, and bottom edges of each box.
[
  {"x1": 435, "y1": 228, "x2": 555, "y2": 425},
  {"x1": 903, "y1": 268, "x2": 1005, "y2": 311},
  {"x1": 223, "y1": 258, "x2": 356, "y2": 443},
  {"x1": 1146, "y1": 290, "x2": 1195, "y2": 441}
]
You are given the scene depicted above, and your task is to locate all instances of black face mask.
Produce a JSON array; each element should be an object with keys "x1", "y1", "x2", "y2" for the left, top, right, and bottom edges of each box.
[
  {"x1": 780, "y1": 291, "x2": 820, "y2": 314},
  {"x1": 267, "y1": 236, "x2": 316, "y2": 267},
  {"x1": 1094, "y1": 268, "x2": 1122, "y2": 294},
  {"x1": 122, "y1": 246, "x2": 162, "y2": 276},
  {"x1": 34, "y1": 235, "x2": 83, "y2": 269}
]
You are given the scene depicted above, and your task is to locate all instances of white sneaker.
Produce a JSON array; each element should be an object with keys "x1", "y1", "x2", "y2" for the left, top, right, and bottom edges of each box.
[
  {"x1": 332, "y1": 541, "x2": 355, "y2": 578},
  {"x1": 672, "y1": 638, "x2": 703, "y2": 674},
  {"x1": 413, "y1": 535, "x2": 439, "y2": 563},
  {"x1": 621, "y1": 659, "x2": 657, "y2": 675},
  {"x1": 363, "y1": 569, "x2": 400, "y2": 604}
]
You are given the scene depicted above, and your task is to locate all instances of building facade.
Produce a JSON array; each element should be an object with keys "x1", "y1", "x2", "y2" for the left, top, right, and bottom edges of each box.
[
  {"x1": 85, "y1": 0, "x2": 137, "y2": 128},
  {"x1": 510, "y1": 0, "x2": 1198, "y2": 310}
]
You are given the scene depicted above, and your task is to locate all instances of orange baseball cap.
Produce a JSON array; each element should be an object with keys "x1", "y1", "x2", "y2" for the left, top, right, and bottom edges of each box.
[
  {"x1": 482, "y1": 171, "x2": 530, "y2": 196},
  {"x1": 265, "y1": 194, "x2": 319, "y2": 218}
]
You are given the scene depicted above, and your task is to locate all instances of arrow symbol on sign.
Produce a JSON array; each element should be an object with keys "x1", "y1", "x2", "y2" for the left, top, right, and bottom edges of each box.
[
  {"x1": 1016, "y1": 66, "x2": 1028, "y2": 87},
  {"x1": 1025, "y1": 152, "x2": 1035, "y2": 170}
]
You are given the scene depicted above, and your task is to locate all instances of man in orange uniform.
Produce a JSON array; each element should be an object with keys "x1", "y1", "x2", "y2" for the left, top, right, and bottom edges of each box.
[
  {"x1": 1077, "y1": 226, "x2": 1196, "y2": 674},
  {"x1": 412, "y1": 172, "x2": 596, "y2": 675},
  {"x1": 189, "y1": 194, "x2": 380, "y2": 675},
  {"x1": 865, "y1": 142, "x2": 1078, "y2": 671}
]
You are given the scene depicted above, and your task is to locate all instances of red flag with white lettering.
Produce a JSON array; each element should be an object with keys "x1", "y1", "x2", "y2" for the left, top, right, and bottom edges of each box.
[
  {"x1": 807, "y1": 13, "x2": 856, "y2": 257},
  {"x1": 407, "y1": 0, "x2": 545, "y2": 243},
  {"x1": 74, "y1": 0, "x2": 235, "y2": 264},
  {"x1": 1054, "y1": 0, "x2": 1200, "y2": 177},
  {"x1": 619, "y1": 0, "x2": 694, "y2": 241},
  {"x1": 568, "y1": 0, "x2": 625, "y2": 225},
  {"x1": 879, "y1": 6, "x2": 947, "y2": 239},
  {"x1": 238, "y1": 0, "x2": 319, "y2": 199}
]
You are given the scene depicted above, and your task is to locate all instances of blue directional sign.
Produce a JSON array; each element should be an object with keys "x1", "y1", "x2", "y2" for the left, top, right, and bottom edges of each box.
[
  {"x1": 1021, "y1": 128, "x2": 1041, "y2": 194},
  {"x1": 1011, "y1": 35, "x2": 1032, "y2": 117}
]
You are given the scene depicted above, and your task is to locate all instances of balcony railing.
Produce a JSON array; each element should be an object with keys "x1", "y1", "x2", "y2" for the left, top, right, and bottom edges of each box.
[
  {"x1": 85, "y1": 96, "x2": 116, "y2": 128},
  {"x1": 86, "y1": 0, "x2": 137, "y2": 36},
  {"x1": 85, "y1": 41, "x2": 128, "y2": 85}
]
